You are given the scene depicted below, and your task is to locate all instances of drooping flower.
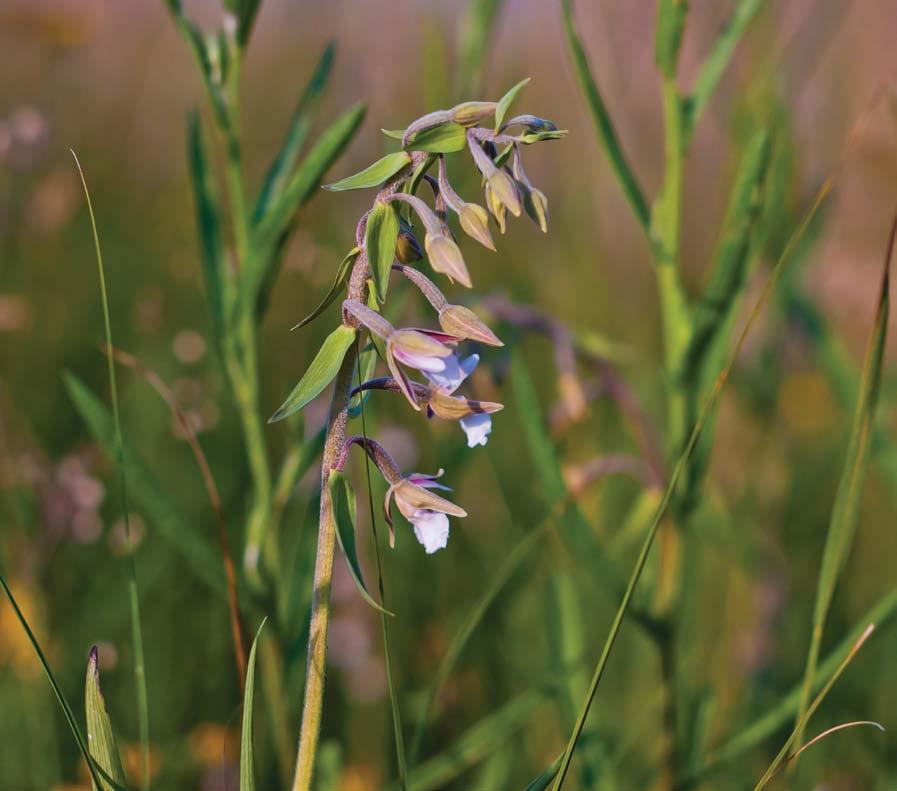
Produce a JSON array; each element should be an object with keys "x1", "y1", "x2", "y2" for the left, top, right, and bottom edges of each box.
[
  {"x1": 384, "y1": 470, "x2": 466, "y2": 554},
  {"x1": 388, "y1": 192, "x2": 471, "y2": 287},
  {"x1": 468, "y1": 132, "x2": 521, "y2": 218},
  {"x1": 386, "y1": 329, "x2": 459, "y2": 408},
  {"x1": 437, "y1": 156, "x2": 496, "y2": 251},
  {"x1": 512, "y1": 145, "x2": 549, "y2": 233},
  {"x1": 423, "y1": 351, "x2": 479, "y2": 393}
]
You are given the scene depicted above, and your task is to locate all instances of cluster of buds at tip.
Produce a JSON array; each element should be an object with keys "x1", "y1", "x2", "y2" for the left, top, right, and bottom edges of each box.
[{"x1": 292, "y1": 83, "x2": 561, "y2": 553}]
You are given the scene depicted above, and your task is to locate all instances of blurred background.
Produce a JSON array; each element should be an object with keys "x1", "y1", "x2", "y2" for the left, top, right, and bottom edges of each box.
[{"x1": 2, "y1": 1, "x2": 897, "y2": 789}]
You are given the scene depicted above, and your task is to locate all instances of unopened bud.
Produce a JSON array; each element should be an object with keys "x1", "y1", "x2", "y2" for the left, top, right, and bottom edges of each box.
[
  {"x1": 450, "y1": 101, "x2": 497, "y2": 127},
  {"x1": 523, "y1": 185, "x2": 549, "y2": 233},
  {"x1": 396, "y1": 227, "x2": 423, "y2": 263},
  {"x1": 487, "y1": 169, "x2": 521, "y2": 217},
  {"x1": 425, "y1": 232, "x2": 472, "y2": 288},
  {"x1": 459, "y1": 203, "x2": 496, "y2": 250},
  {"x1": 484, "y1": 183, "x2": 507, "y2": 234},
  {"x1": 439, "y1": 304, "x2": 503, "y2": 346}
]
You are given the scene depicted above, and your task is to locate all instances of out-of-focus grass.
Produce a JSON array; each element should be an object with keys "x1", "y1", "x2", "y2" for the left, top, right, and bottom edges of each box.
[{"x1": 2, "y1": 1, "x2": 897, "y2": 790}]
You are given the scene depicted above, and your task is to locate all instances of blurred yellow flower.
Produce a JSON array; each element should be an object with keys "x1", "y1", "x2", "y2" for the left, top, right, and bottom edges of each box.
[{"x1": 188, "y1": 722, "x2": 239, "y2": 767}]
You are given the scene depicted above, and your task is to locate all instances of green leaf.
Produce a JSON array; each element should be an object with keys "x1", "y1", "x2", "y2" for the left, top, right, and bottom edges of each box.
[
  {"x1": 524, "y1": 755, "x2": 562, "y2": 791},
  {"x1": 224, "y1": 0, "x2": 262, "y2": 48},
  {"x1": 291, "y1": 248, "x2": 359, "y2": 331},
  {"x1": 329, "y1": 471, "x2": 393, "y2": 615},
  {"x1": 403, "y1": 123, "x2": 468, "y2": 154},
  {"x1": 85, "y1": 648, "x2": 127, "y2": 791},
  {"x1": 253, "y1": 42, "x2": 336, "y2": 224},
  {"x1": 240, "y1": 619, "x2": 266, "y2": 791},
  {"x1": 324, "y1": 151, "x2": 411, "y2": 192},
  {"x1": 682, "y1": 128, "x2": 772, "y2": 384},
  {"x1": 250, "y1": 103, "x2": 366, "y2": 302},
  {"x1": 793, "y1": 223, "x2": 892, "y2": 746},
  {"x1": 654, "y1": 0, "x2": 688, "y2": 77},
  {"x1": 64, "y1": 373, "x2": 231, "y2": 599},
  {"x1": 269, "y1": 325, "x2": 357, "y2": 422},
  {"x1": 560, "y1": 0, "x2": 649, "y2": 233},
  {"x1": 381, "y1": 128, "x2": 405, "y2": 140},
  {"x1": 389, "y1": 688, "x2": 548, "y2": 791},
  {"x1": 365, "y1": 201, "x2": 400, "y2": 303},
  {"x1": 187, "y1": 111, "x2": 228, "y2": 346},
  {"x1": 494, "y1": 77, "x2": 530, "y2": 131},
  {"x1": 684, "y1": 0, "x2": 766, "y2": 139}
]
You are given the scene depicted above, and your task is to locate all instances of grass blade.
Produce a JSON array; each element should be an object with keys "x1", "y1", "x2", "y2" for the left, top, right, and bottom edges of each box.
[
  {"x1": 560, "y1": 0, "x2": 650, "y2": 233},
  {"x1": 754, "y1": 625, "x2": 875, "y2": 790},
  {"x1": 64, "y1": 373, "x2": 232, "y2": 599},
  {"x1": 71, "y1": 151, "x2": 151, "y2": 791},
  {"x1": 685, "y1": 0, "x2": 766, "y2": 140},
  {"x1": 240, "y1": 619, "x2": 267, "y2": 791},
  {"x1": 0, "y1": 574, "x2": 104, "y2": 791},
  {"x1": 85, "y1": 647, "x2": 127, "y2": 791},
  {"x1": 187, "y1": 111, "x2": 228, "y2": 349},
  {"x1": 549, "y1": 173, "x2": 833, "y2": 791},
  {"x1": 253, "y1": 42, "x2": 336, "y2": 224},
  {"x1": 682, "y1": 586, "x2": 897, "y2": 787},
  {"x1": 250, "y1": 103, "x2": 366, "y2": 303},
  {"x1": 792, "y1": 215, "x2": 893, "y2": 747}
]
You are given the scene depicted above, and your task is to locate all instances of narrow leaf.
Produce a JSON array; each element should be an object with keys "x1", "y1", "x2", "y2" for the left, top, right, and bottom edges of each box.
[
  {"x1": 64, "y1": 373, "x2": 231, "y2": 599},
  {"x1": 365, "y1": 201, "x2": 400, "y2": 303},
  {"x1": 240, "y1": 619, "x2": 266, "y2": 791},
  {"x1": 251, "y1": 103, "x2": 366, "y2": 301},
  {"x1": 494, "y1": 77, "x2": 530, "y2": 131},
  {"x1": 324, "y1": 151, "x2": 411, "y2": 192},
  {"x1": 329, "y1": 471, "x2": 393, "y2": 615},
  {"x1": 269, "y1": 325, "x2": 357, "y2": 422},
  {"x1": 253, "y1": 42, "x2": 337, "y2": 223},
  {"x1": 685, "y1": 0, "x2": 766, "y2": 139},
  {"x1": 560, "y1": 0, "x2": 650, "y2": 232},
  {"x1": 793, "y1": 217, "x2": 893, "y2": 746},
  {"x1": 224, "y1": 0, "x2": 262, "y2": 48},
  {"x1": 525, "y1": 755, "x2": 562, "y2": 791},
  {"x1": 187, "y1": 111, "x2": 228, "y2": 346},
  {"x1": 85, "y1": 648, "x2": 127, "y2": 791},
  {"x1": 381, "y1": 128, "x2": 405, "y2": 140},
  {"x1": 403, "y1": 123, "x2": 468, "y2": 154},
  {"x1": 291, "y1": 248, "x2": 359, "y2": 330}
]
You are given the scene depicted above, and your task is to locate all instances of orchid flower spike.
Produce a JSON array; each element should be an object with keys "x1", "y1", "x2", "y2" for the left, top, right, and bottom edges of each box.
[
  {"x1": 385, "y1": 469, "x2": 467, "y2": 553},
  {"x1": 467, "y1": 131, "x2": 521, "y2": 218},
  {"x1": 388, "y1": 192, "x2": 472, "y2": 287}
]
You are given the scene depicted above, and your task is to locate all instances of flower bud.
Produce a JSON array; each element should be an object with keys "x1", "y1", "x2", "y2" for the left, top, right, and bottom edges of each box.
[
  {"x1": 439, "y1": 304, "x2": 503, "y2": 346},
  {"x1": 450, "y1": 101, "x2": 497, "y2": 127},
  {"x1": 522, "y1": 184, "x2": 549, "y2": 233},
  {"x1": 427, "y1": 389, "x2": 503, "y2": 420},
  {"x1": 342, "y1": 299, "x2": 394, "y2": 340},
  {"x1": 425, "y1": 232, "x2": 472, "y2": 288},
  {"x1": 459, "y1": 203, "x2": 496, "y2": 251},
  {"x1": 484, "y1": 182, "x2": 507, "y2": 234},
  {"x1": 487, "y1": 169, "x2": 522, "y2": 217},
  {"x1": 395, "y1": 227, "x2": 423, "y2": 263}
]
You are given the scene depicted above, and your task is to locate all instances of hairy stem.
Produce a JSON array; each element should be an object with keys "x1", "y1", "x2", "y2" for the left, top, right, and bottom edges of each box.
[{"x1": 291, "y1": 341, "x2": 360, "y2": 791}]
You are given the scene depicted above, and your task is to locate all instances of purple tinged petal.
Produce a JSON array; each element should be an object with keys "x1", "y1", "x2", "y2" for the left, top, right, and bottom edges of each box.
[
  {"x1": 424, "y1": 353, "x2": 479, "y2": 393},
  {"x1": 460, "y1": 413, "x2": 493, "y2": 447}
]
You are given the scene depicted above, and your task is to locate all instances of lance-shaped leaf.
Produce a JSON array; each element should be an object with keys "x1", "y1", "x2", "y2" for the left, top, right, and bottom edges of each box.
[
  {"x1": 187, "y1": 111, "x2": 227, "y2": 347},
  {"x1": 324, "y1": 151, "x2": 411, "y2": 192},
  {"x1": 269, "y1": 325, "x2": 357, "y2": 422},
  {"x1": 330, "y1": 471, "x2": 394, "y2": 615},
  {"x1": 365, "y1": 200, "x2": 400, "y2": 303},
  {"x1": 291, "y1": 248, "x2": 359, "y2": 331},
  {"x1": 223, "y1": 0, "x2": 262, "y2": 48},
  {"x1": 381, "y1": 128, "x2": 405, "y2": 140},
  {"x1": 240, "y1": 619, "x2": 266, "y2": 791},
  {"x1": 404, "y1": 123, "x2": 468, "y2": 154},
  {"x1": 494, "y1": 77, "x2": 530, "y2": 132},
  {"x1": 793, "y1": 219, "x2": 892, "y2": 746},
  {"x1": 250, "y1": 103, "x2": 366, "y2": 301},
  {"x1": 253, "y1": 41, "x2": 336, "y2": 223},
  {"x1": 681, "y1": 128, "x2": 772, "y2": 385},
  {"x1": 561, "y1": 0, "x2": 649, "y2": 232},
  {"x1": 64, "y1": 373, "x2": 232, "y2": 600},
  {"x1": 85, "y1": 647, "x2": 127, "y2": 791}
]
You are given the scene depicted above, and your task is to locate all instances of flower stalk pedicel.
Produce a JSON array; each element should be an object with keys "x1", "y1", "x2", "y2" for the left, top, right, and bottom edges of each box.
[{"x1": 278, "y1": 83, "x2": 563, "y2": 791}]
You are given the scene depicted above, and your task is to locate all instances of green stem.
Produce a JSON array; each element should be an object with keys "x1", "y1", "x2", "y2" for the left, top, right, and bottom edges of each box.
[{"x1": 291, "y1": 343, "x2": 360, "y2": 791}]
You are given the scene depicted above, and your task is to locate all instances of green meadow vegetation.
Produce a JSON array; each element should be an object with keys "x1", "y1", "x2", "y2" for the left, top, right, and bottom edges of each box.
[{"x1": 1, "y1": 1, "x2": 896, "y2": 789}]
